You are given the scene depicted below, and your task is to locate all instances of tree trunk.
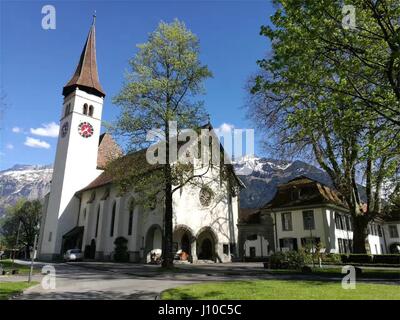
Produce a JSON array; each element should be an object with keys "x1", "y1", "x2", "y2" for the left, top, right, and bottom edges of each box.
[
  {"x1": 162, "y1": 166, "x2": 174, "y2": 268},
  {"x1": 162, "y1": 120, "x2": 174, "y2": 268},
  {"x1": 352, "y1": 215, "x2": 368, "y2": 254}
]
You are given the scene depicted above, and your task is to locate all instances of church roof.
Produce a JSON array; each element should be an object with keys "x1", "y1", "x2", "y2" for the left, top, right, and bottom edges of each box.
[
  {"x1": 78, "y1": 123, "x2": 244, "y2": 194},
  {"x1": 62, "y1": 18, "x2": 105, "y2": 98},
  {"x1": 97, "y1": 133, "x2": 123, "y2": 169}
]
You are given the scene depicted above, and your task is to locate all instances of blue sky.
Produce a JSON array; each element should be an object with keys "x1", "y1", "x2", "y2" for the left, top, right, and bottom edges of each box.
[{"x1": 0, "y1": 0, "x2": 273, "y2": 170}]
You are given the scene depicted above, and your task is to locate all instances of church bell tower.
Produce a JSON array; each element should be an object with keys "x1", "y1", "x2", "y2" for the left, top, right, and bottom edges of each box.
[{"x1": 39, "y1": 17, "x2": 106, "y2": 260}]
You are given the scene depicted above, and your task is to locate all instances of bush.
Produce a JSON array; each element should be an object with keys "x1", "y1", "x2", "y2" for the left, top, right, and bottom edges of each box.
[
  {"x1": 389, "y1": 243, "x2": 400, "y2": 254},
  {"x1": 113, "y1": 237, "x2": 129, "y2": 262},
  {"x1": 321, "y1": 253, "x2": 342, "y2": 264},
  {"x1": 341, "y1": 254, "x2": 373, "y2": 264},
  {"x1": 301, "y1": 266, "x2": 312, "y2": 273},
  {"x1": 269, "y1": 252, "x2": 287, "y2": 269},
  {"x1": 269, "y1": 251, "x2": 306, "y2": 270},
  {"x1": 373, "y1": 254, "x2": 400, "y2": 265}
]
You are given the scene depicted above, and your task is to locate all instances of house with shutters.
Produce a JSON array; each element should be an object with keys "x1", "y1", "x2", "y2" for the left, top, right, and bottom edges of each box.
[{"x1": 238, "y1": 176, "x2": 390, "y2": 259}]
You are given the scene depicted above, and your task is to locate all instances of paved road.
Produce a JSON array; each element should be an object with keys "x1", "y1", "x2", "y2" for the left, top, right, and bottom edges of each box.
[
  {"x1": 6, "y1": 261, "x2": 399, "y2": 300},
  {"x1": 13, "y1": 262, "x2": 200, "y2": 300}
]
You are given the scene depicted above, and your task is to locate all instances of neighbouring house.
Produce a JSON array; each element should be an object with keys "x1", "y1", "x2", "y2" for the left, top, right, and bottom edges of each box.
[
  {"x1": 237, "y1": 208, "x2": 274, "y2": 260},
  {"x1": 37, "y1": 19, "x2": 243, "y2": 263},
  {"x1": 383, "y1": 216, "x2": 400, "y2": 253},
  {"x1": 239, "y1": 176, "x2": 392, "y2": 258}
]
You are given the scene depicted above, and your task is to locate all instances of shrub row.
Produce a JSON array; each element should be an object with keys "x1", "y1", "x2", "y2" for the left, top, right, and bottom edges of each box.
[
  {"x1": 341, "y1": 254, "x2": 400, "y2": 265},
  {"x1": 267, "y1": 252, "x2": 400, "y2": 269}
]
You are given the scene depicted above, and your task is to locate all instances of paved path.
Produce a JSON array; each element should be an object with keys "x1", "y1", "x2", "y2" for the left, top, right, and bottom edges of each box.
[{"x1": 5, "y1": 261, "x2": 398, "y2": 300}]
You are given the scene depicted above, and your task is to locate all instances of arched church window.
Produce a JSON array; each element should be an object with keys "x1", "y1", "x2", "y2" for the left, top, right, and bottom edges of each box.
[
  {"x1": 110, "y1": 202, "x2": 116, "y2": 237},
  {"x1": 95, "y1": 205, "x2": 101, "y2": 238},
  {"x1": 128, "y1": 199, "x2": 135, "y2": 236},
  {"x1": 83, "y1": 103, "x2": 88, "y2": 115},
  {"x1": 89, "y1": 105, "x2": 94, "y2": 117},
  {"x1": 64, "y1": 103, "x2": 71, "y2": 117}
]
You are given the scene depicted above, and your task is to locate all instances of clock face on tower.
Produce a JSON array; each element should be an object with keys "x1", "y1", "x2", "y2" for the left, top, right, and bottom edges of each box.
[
  {"x1": 78, "y1": 121, "x2": 94, "y2": 138},
  {"x1": 61, "y1": 121, "x2": 69, "y2": 138}
]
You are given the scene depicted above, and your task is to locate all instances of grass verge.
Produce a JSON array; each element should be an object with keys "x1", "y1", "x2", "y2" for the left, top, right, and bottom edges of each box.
[
  {"x1": 161, "y1": 279, "x2": 400, "y2": 300},
  {"x1": 0, "y1": 259, "x2": 39, "y2": 275},
  {"x1": 0, "y1": 281, "x2": 38, "y2": 300}
]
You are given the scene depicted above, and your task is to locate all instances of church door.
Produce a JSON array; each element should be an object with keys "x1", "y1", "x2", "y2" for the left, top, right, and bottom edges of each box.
[
  {"x1": 89, "y1": 239, "x2": 96, "y2": 259},
  {"x1": 181, "y1": 234, "x2": 191, "y2": 255},
  {"x1": 200, "y1": 238, "x2": 213, "y2": 260}
]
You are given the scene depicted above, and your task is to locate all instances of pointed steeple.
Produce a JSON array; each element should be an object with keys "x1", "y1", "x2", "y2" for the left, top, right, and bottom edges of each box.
[{"x1": 63, "y1": 16, "x2": 105, "y2": 98}]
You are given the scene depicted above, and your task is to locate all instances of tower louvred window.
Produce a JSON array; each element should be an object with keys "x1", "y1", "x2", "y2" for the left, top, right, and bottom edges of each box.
[{"x1": 83, "y1": 103, "x2": 88, "y2": 115}]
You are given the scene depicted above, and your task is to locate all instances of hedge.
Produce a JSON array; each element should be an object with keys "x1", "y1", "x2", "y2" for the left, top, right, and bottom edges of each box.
[{"x1": 341, "y1": 254, "x2": 400, "y2": 265}]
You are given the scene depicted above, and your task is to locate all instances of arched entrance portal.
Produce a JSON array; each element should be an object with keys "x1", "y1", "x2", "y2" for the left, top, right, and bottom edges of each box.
[
  {"x1": 173, "y1": 225, "x2": 195, "y2": 262},
  {"x1": 196, "y1": 227, "x2": 218, "y2": 261},
  {"x1": 145, "y1": 224, "x2": 162, "y2": 263},
  {"x1": 89, "y1": 239, "x2": 96, "y2": 259}
]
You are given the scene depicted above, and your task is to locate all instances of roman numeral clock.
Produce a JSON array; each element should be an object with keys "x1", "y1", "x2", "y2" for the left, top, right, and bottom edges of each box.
[{"x1": 78, "y1": 121, "x2": 94, "y2": 138}]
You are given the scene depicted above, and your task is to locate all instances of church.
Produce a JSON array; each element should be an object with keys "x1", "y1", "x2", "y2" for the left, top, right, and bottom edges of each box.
[{"x1": 37, "y1": 19, "x2": 242, "y2": 263}]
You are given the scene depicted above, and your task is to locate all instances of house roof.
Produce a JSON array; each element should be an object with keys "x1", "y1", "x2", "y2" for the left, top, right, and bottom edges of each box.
[
  {"x1": 263, "y1": 176, "x2": 348, "y2": 211},
  {"x1": 62, "y1": 18, "x2": 105, "y2": 98},
  {"x1": 239, "y1": 208, "x2": 261, "y2": 223}
]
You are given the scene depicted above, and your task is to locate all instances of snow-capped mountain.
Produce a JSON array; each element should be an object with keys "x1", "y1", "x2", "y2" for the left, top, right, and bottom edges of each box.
[
  {"x1": 0, "y1": 157, "x2": 333, "y2": 217},
  {"x1": 0, "y1": 164, "x2": 53, "y2": 217},
  {"x1": 233, "y1": 156, "x2": 333, "y2": 208}
]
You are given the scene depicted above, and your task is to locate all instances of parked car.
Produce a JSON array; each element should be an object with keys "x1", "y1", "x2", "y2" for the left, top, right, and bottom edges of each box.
[{"x1": 63, "y1": 249, "x2": 83, "y2": 262}]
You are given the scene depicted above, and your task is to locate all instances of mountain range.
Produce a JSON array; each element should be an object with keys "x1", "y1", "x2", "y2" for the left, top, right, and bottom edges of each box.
[
  {"x1": 0, "y1": 157, "x2": 333, "y2": 218},
  {"x1": 0, "y1": 164, "x2": 53, "y2": 217}
]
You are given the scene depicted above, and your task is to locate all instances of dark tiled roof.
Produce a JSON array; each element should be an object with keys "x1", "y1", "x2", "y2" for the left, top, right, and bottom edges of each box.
[
  {"x1": 239, "y1": 208, "x2": 261, "y2": 223},
  {"x1": 263, "y1": 176, "x2": 348, "y2": 210},
  {"x1": 63, "y1": 20, "x2": 105, "y2": 98}
]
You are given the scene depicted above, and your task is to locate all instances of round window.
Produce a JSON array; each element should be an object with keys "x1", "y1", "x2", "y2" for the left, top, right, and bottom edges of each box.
[{"x1": 199, "y1": 186, "x2": 214, "y2": 207}]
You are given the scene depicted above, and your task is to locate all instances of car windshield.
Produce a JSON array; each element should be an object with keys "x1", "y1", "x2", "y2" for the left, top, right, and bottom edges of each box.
[{"x1": 69, "y1": 249, "x2": 81, "y2": 254}]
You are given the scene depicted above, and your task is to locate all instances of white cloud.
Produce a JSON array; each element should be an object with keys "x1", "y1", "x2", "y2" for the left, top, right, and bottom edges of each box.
[
  {"x1": 24, "y1": 137, "x2": 50, "y2": 149},
  {"x1": 30, "y1": 122, "x2": 59, "y2": 138},
  {"x1": 216, "y1": 123, "x2": 235, "y2": 134},
  {"x1": 6, "y1": 143, "x2": 14, "y2": 150},
  {"x1": 12, "y1": 127, "x2": 22, "y2": 133}
]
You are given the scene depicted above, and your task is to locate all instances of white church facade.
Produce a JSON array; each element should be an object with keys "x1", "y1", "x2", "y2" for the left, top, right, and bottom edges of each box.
[{"x1": 38, "y1": 19, "x2": 241, "y2": 263}]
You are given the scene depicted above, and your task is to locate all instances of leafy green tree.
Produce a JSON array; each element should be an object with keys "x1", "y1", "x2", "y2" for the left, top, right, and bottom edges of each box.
[
  {"x1": 111, "y1": 20, "x2": 213, "y2": 267},
  {"x1": 0, "y1": 199, "x2": 42, "y2": 257},
  {"x1": 248, "y1": 0, "x2": 400, "y2": 253}
]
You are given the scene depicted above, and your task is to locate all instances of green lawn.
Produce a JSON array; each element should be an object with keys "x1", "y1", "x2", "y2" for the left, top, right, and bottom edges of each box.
[
  {"x1": 0, "y1": 259, "x2": 38, "y2": 275},
  {"x1": 162, "y1": 280, "x2": 400, "y2": 300},
  {"x1": 0, "y1": 281, "x2": 38, "y2": 300}
]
